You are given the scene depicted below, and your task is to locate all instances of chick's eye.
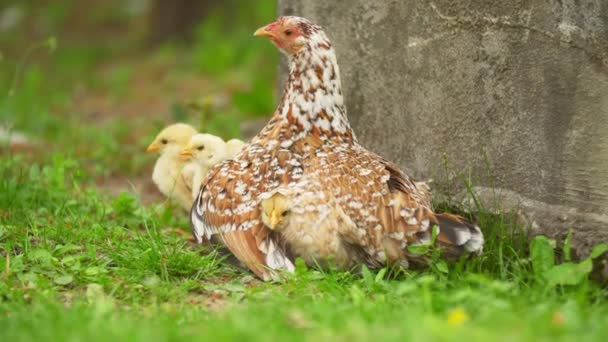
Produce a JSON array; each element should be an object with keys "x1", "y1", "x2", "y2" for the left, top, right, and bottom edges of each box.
[
  {"x1": 281, "y1": 210, "x2": 289, "y2": 217},
  {"x1": 284, "y1": 29, "x2": 293, "y2": 36},
  {"x1": 160, "y1": 139, "x2": 168, "y2": 144},
  {"x1": 197, "y1": 146, "x2": 205, "y2": 151}
]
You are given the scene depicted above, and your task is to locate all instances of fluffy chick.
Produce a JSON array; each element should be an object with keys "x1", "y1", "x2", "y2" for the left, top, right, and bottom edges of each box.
[
  {"x1": 260, "y1": 192, "x2": 291, "y2": 232},
  {"x1": 260, "y1": 189, "x2": 361, "y2": 270},
  {"x1": 226, "y1": 138, "x2": 246, "y2": 155},
  {"x1": 180, "y1": 134, "x2": 242, "y2": 198},
  {"x1": 147, "y1": 123, "x2": 198, "y2": 210}
]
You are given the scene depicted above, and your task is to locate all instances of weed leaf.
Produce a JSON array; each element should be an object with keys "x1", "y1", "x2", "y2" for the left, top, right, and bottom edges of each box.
[
  {"x1": 589, "y1": 243, "x2": 608, "y2": 259},
  {"x1": 54, "y1": 274, "x2": 74, "y2": 285},
  {"x1": 530, "y1": 236, "x2": 555, "y2": 278},
  {"x1": 544, "y1": 260, "x2": 592, "y2": 287}
]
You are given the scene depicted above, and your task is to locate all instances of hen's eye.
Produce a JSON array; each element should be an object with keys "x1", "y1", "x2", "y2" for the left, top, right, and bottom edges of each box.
[
  {"x1": 197, "y1": 146, "x2": 205, "y2": 151},
  {"x1": 284, "y1": 29, "x2": 293, "y2": 36},
  {"x1": 160, "y1": 139, "x2": 168, "y2": 144}
]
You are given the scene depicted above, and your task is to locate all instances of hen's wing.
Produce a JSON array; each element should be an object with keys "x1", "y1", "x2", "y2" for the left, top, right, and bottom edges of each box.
[
  {"x1": 191, "y1": 155, "x2": 294, "y2": 280},
  {"x1": 312, "y1": 143, "x2": 482, "y2": 267}
]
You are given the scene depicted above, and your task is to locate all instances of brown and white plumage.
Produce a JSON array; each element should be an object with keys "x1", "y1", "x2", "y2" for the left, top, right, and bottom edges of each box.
[
  {"x1": 260, "y1": 184, "x2": 364, "y2": 270},
  {"x1": 147, "y1": 123, "x2": 197, "y2": 211},
  {"x1": 191, "y1": 16, "x2": 483, "y2": 280}
]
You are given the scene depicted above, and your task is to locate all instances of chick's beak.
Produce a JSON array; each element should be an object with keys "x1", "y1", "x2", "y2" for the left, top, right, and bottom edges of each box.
[
  {"x1": 180, "y1": 148, "x2": 193, "y2": 160},
  {"x1": 147, "y1": 142, "x2": 160, "y2": 152},
  {"x1": 254, "y1": 24, "x2": 276, "y2": 39},
  {"x1": 269, "y1": 210, "x2": 280, "y2": 230}
]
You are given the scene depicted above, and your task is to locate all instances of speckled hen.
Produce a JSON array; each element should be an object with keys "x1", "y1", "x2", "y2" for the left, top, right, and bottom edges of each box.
[{"x1": 191, "y1": 16, "x2": 484, "y2": 280}]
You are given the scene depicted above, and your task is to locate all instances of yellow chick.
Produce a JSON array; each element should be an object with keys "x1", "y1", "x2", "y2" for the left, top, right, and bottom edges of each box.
[
  {"x1": 259, "y1": 188, "x2": 360, "y2": 270},
  {"x1": 180, "y1": 133, "x2": 240, "y2": 198},
  {"x1": 260, "y1": 192, "x2": 291, "y2": 232},
  {"x1": 226, "y1": 138, "x2": 246, "y2": 156},
  {"x1": 147, "y1": 123, "x2": 198, "y2": 211}
]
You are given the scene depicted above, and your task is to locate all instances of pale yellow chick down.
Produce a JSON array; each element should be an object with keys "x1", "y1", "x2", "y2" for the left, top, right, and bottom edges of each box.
[
  {"x1": 147, "y1": 123, "x2": 198, "y2": 211},
  {"x1": 259, "y1": 186, "x2": 363, "y2": 270},
  {"x1": 226, "y1": 138, "x2": 246, "y2": 155},
  {"x1": 181, "y1": 134, "x2": 244, "y2": 199}
]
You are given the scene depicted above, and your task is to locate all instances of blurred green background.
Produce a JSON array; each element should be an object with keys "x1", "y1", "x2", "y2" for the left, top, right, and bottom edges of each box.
[{"x1": 0, "y1": 0, "x2": 277, "y2": 200}]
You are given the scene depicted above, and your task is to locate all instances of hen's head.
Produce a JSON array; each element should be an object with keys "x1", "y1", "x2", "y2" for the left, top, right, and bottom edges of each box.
[
  {"x1": 254, "y1": 16, "x2": 351, "y2": 139},
  {"x1": 254, "y1": 16, "x2": 327, "y2": 57},
  {"x1": 147, "y1": 123, "x2": 197, "y2": 156},
  {"x1": 180, "y1": 133, "x2": 227, "y2": 166}
]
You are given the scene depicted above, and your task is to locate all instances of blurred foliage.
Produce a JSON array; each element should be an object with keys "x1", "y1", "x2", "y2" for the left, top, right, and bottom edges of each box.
[{"x1": 0, "y1": 0, "x2": 278, "y2": 178}]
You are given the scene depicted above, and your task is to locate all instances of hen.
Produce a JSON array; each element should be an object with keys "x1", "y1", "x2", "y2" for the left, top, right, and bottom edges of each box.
[{"x1": 191, "y1": 16, "x2": 483, "y2": 280}]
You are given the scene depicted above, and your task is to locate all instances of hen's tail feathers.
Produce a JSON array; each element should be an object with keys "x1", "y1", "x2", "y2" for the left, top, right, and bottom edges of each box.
[{"x1": 434, "y1": 213, "x2": 484, "y2": 259}]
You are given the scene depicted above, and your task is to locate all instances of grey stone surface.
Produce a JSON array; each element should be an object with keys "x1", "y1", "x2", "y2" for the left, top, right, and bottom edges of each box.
[{"x1": 278, "y1": 0, "x2": 608, "y2": 255}]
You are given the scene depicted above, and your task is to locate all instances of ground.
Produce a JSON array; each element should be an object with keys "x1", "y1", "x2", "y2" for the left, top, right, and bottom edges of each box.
[{"x1": 1, "y1": 2, "x2": 607, "y2": 341}]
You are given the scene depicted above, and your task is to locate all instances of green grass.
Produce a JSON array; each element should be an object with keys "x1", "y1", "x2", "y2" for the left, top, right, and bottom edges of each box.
[
  {"x1": 0, "y1": 0, "x2": 278, "y2": 177},
  {"x1": 1, "y1": 154, "x2": 608, "y2": 341},
  {"x1": 2, "y1": 1, "x2": 608, "y2": 341}
]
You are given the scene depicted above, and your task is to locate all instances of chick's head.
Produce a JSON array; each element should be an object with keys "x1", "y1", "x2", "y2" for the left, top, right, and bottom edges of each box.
[
  {"x1": 260, "y1": 192, "x2": 291, "y2": 231},
  {"x1": 180, "y1": 133, "x2": 228, "y2": 167},
  {"x1": 147, "y1": 123, "x2": 197, "y2": 156}
]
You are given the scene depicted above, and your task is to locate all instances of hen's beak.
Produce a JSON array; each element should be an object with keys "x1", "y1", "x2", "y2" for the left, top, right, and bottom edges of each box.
[
  {"x1": 180, "y1": 148, "x2": 193, "y2": 160},
  {"x1": 269, "y1": 210, "x2": 281, "y2": 230},
  {"x1": 146, "y1": 142, "x2": 160, "y2": 152},
  {"x1": 254, "y1": 24, "x2": 276, "y2": 39}
]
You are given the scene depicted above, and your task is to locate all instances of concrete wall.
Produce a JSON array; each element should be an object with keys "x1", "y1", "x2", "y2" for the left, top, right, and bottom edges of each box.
[{"x1": 277, "y1": 0, "x2": 608, "y2": 255}]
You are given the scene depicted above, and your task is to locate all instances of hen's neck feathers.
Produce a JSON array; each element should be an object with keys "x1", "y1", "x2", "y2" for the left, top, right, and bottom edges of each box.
[{"x1": 276, "y1": 30, "x2": 355, "y2": 143}]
